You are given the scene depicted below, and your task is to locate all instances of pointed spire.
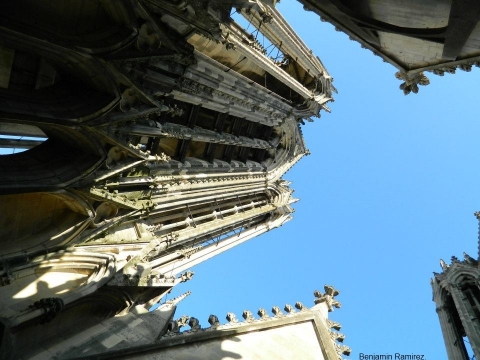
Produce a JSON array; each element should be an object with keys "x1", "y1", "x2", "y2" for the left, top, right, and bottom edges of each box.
[
  {"x1": 440, "y1": 259, "x2": 449, "y2": 271},
  {"x1": 166, "y1": 290, "x2": 192, "y2": 306},
  {"x1": 475, "y1": 211, "x2": 480, "y2": 259},
  {"x1": 463, "y1": 251, "x2": 478, "y2": 265}
]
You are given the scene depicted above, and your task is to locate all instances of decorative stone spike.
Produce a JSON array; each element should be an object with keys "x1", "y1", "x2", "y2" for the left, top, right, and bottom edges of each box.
[
  {"x1": 188, "y1": 317, "x2": 201, "y2": 332},
  {"x1": 272, "y1": 306, "x2": 283, "y2": 317},
  {"x1": 226, "y1": 312, "x2": 238, "y2": 323},
  {"x1": 284, "y1": 304, "x2": 295, "y2": 314},
  {"x1": 167, "y1": 290, "x2": 192, "y2": 306},
  {"x1": 314, "y1": 285, "x2": 342, "y2": 312},
  {"x1": 257, "y1": 308, "x2": 269, "y2": 319},
  {"x1": 327, "y1": 319, "x2": 342, "y2": 331},
  {"x1": 440, "y1": 259, "x2": 449, "y2": 271},
  {"x1": 242, "y1": 310, "x2": 255, "y2": 322},
  {"x1": 463, "y1": 252, "x2": 478, "y2": 265},
  {"x1": 295, "y1": 301, "x2": 306, "y2": 311},
  {"x1": 208, "y1": 314, "x2": 220, "y2": 328},
  {"x1": 330, "y1": 331, "x2": 346, "y2": 342},
  {"x1": 451, "y1": 256, "x2": 459, "y2": 263}
]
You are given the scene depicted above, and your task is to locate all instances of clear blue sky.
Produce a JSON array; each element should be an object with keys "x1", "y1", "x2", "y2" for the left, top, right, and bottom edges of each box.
[{"x1": 170, "y1": 2, "x2": 480, "y2": 359}]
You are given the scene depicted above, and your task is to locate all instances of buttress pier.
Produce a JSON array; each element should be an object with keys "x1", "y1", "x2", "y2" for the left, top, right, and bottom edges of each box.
[
  {"x1": 432, "y1": 213, "x2": 480, "y2": 359},
  {"x1": 0, "y1": 1, "x2": 334, "y2": 358}
]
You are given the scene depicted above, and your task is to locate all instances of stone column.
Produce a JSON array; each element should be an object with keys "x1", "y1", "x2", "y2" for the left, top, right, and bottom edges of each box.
[
  {"x1": 449, "y1": 284, "x2": 480, "y2": 359},
  {"x1": 436, "y1": 306, "x2": 469, "y2": 360}
]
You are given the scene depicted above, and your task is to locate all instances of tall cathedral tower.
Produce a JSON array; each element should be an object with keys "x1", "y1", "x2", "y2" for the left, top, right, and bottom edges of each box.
[
  {"x1": 431, "y1": 214, "x2": 480, "y2": 359},
  {"x1": 0, "y1": 0, "x2": 334, "y2": 358}
]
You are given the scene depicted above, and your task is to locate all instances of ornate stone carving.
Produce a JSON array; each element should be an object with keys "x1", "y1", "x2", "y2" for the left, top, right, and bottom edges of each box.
[
  {"x1": 335, "y1": 343, "x2": 352, "y2": 357},
  {"x1": 226, "y1": 312, "x2": 238, "y2": 323},
  {"x1": 314, "y1": 285, "x2": 341, "y2": 312},
  {"x1": 433, "y1": 66, "x2": 456, "y2": 76},
  {"x1": 330, "y1": 331, "x2": 346, "y2": 342},
  {"x1": 458, "y1": 64, "x2": 472, "y2": 72},
  {"x1": 136, "y1": 23, "x2": 161, "y2": 51},
  {"x1": 242, "y1": 310, "x2": 255, "y2": 322},
  {"x1": 29, "y1": 298, "x2": 64, "y2": 324},
  {"x1": 257, "y1": 308, "x2": 269, "y2": 319},
  {"x1": 188, "y1": 317, "x2": 201, "y2": 332},
  {"x1": 271, "y1": 306, "x2": 283, "y2": 317},
  {"x1": 395, "y1": 71, "x2": 430, "y2": 95},
  {"x1": 327, "y1": 319, "x2": 342, "y2": 331},
  {"x1": 178, "y1": 246, "x2": 202, "y2": 258},
  {"x1": 120, "y1": 88, "x2": 140, "y2": 112},
  {"x1": 167, "y1": 315, "x2": 190, "y2": 334},
  {"x1": 179, "y1": 270, "x2": 194, "y2": 282},
  {"x1": 295, "y1": 301, "x2": 307, "y2": 311},
  {"x1": 284, "y1": 304, "x2": 295, "y2": 313},
  {"x1": 208, "y1": 314, "x2": 220, "y2": 328}
]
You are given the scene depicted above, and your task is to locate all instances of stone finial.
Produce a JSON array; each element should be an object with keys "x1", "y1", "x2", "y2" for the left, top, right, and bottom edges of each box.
[
  {"x1": 188, "y1": 317, "x2": 201, "y2": 332},
  {"x1": 330, "y1": 331, "x2": 346, "y2": 342},
  {"x1": 226, "y1": 312, "x2": 238, "y2": 323},
  {"x1": 395, "y1": 71, "x2": 430, "y2": 95},
  {"x1": 314, "y1": 285, "x2": 342, "y2": 312},
  {"x1": 242, "y1": 310, "x2": 255, "y2": 322},
  {"x1": 272, "y1": 306, "x2": 283, "y2": 317},
  {"x1": 179, "y1": 270, "x2": 194, "y2": 282},
  {"x1": 327, "y1": 319, "x2": 342, "y2": 331},
  {"x1": 208, "y1": 314, "x2": 220, "y2": 327},
  {"x1": 284, "y1": 304, "x2": 295, "y2": 314},
  {"x1": 463, "y1": 252, "x2": 478, "y2": 265},
  {"x1": 451, "y1": 256, "x2": 460, "y2": 263},
  {"x1": 440, "y1": 259, "x2": 449, "y2": 271},
  {"x1": 167, "y1": 315, "x2": 190, "y2": 334},
  {"x1": 177, "y1": 315, "x2": 190, "y2": 327},
  {"x1": 295, "y1": 302, "x2": 307, "y2": 311},
  {"x1": 257, "y1": 308, "x2": 269, "y2": 319}
]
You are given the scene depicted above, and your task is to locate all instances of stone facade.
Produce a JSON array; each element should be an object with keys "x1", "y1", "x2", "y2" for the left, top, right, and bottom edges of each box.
[
  {"x1": 49, "y1": 286, "x2": 349, "y2": 360},
  {"x1": 0, "y1": 1, "x2": 336, "y2": 359},
  {"x1": 298, "y1": 0, "x2": 480, "y2": 94}
]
